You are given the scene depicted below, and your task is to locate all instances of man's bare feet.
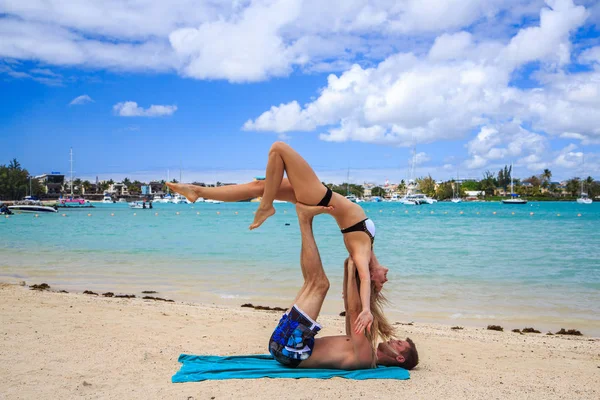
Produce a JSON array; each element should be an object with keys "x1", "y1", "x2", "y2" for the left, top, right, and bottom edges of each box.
[
  {"x1": 249, "y1": 206, "x2": 276, "y2": 230},
  {"x1": 165, "y1": 182, "x2": 200, "y2": 203},
  {"x1": 295, "y1": 203, "x2": 334, "y2": 219}
]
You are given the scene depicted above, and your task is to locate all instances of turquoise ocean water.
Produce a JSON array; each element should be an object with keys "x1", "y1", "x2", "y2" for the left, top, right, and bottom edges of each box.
[{"x1": 1, "y1": 201, "x2": 599, "y2": 335}]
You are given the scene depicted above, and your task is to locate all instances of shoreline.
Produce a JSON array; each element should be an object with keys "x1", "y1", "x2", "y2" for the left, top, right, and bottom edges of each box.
[
  {"x1": 1, "y1": 282, "x2": 598, "y2": 399},
  {"x1": 2, "y1": 274, "x2": 598, "y2": 337}
]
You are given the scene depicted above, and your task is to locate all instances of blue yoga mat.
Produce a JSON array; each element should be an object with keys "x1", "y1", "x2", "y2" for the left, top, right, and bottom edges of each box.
[{"x1": 172, "y1": 354, "x2": 410, "y2": 382}]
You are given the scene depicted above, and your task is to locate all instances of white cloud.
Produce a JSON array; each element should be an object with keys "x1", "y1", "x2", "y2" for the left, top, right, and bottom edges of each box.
[
  {"x1": 579, "y1": 46, "x2": 600, "y2": 64},
  {"x1": 560, "y1": 132, "x2": 600, "y2": 145},
  {"x1": 0, "y1": 0, "x2": 572, "y2": 82},
  {"x1": 517, "y1": 69, "x2": 600, "y2": 142},
  {"x1": 428, "y1": 32, "x2": 474, "y2": 61},
  {"x1": 0, "y1": 18, "x2": 178, "y2": 72},
  {"x1": 113, "y1": 101, "x2": 177, "y2": 117},
  {"x1": 465, "y1": 122, "x2": 548, "y2": 170},
  {"x1": 414, "y1": 152, "x2": 430, "y2": 165},
  {"x1": 0, "y1": 61, "x2": 64, "y2": 85},
  {"x1": 554, "y1": 145, "x2": 582, "y2": 168},
  {"x1": 169, "y1": 0, "x2": 304, "y2": 82},
  {"x1": 500, "y1": 0, "x2": 587, "y2": 68},
  {"x1": 244, "y1": 0, "x2": 598, "y2": 152},
  {"x1": 29, "y1": 68, "x2": 60, "y2": 77},
  {"x1": 244, "y1": 101, "x2": 316, "y2": 133},
  {"x1": 69, "y1": 94, "x2": 93, "y2": 105},
  {"x1": 1, "y1": 0, "x2": 599, "y2": 180}
]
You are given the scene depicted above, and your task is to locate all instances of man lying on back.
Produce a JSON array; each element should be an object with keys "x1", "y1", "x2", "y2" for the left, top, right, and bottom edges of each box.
[{"x1": 268, "y1": 204, "x2": 419, "y2": 370}]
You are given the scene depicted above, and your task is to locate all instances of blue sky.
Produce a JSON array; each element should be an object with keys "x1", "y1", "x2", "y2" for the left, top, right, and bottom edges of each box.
[{"x1": 1, "y1": 0, "x2": 599, "y2": 184}]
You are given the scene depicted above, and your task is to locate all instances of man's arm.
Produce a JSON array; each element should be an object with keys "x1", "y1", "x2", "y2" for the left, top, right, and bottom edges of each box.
[
  {"x1": 343, "y1": 258, "x2": 350, "y2": 335},
  {"x1": 345, "y1": 259, "x2": 372, "y2": 358},
  {"x1": 352, "y1": 253, "x2": 372, "y2": 333}
]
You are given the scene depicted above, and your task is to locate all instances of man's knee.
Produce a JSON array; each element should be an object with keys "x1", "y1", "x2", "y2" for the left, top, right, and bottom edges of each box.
[
  {"x1": 250, "y1": 179, "x2": 265, "y2": 197},
  {"x1": 306, "y1": 275, "x2": 330, "y2": 295}
]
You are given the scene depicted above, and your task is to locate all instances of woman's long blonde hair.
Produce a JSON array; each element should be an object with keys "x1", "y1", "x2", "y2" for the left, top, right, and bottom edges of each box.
[{"x1": 355, "y1": 270, "x2": 396, "y2": 367}]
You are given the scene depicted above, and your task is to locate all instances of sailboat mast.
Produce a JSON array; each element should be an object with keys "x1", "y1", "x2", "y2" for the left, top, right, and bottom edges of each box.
[
  {"x1": 580, "y1": 154, "x2": 584, "y2": 195},
  {"x1": 411, "y1": 147, "x2": 416, "y2": 182},
  {"x1": 70, "y1": 148, "x2": 74, "y2": 197},
  {"x1": 510, "y1": 163, "x2": 514, "y2": 194},
  {"x1": 346, "y1": 168, "x2": 350, "y2": 195}
]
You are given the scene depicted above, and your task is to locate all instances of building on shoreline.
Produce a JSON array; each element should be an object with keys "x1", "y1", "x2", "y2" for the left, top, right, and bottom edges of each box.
[{"x1": 35, "y1": 173, "x2": 65, "y2": 195}]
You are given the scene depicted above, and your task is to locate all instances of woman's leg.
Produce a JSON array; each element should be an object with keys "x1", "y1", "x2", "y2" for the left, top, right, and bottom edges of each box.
[
  {"x1": 250, "y1": 142, "x2": 327, "y2": 229},
  {"x1": 166, "y1": 179, "x2": 297, "y2": 203}
]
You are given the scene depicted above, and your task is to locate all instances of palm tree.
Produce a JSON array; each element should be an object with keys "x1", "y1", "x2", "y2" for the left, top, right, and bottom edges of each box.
[
  {"x1": 372, "y1": 187, "x2": 386, "y2": 197},
  {"x1": 541, "y1": 169, "x2": 552, "y2": 193},
  {"x1": 542, "y1": 169, "x2": 552, "y2": 183},
  {"x1": 73, "y1": 178, "x2": 82, "y2": 195},
  {"x1": 566, "y1": 178, "x2": 580, "y2": 197},
  {"x1": 480, "y1": 170, "x2": 496, "y2": 197},
  {"x1": 123, "y1": 177, "x2": 131, "y2": 186},
  {"x1": 82, "y1": 180, "x2": 92, "y2": 194},
  {"x1": 99, "y1": 182, "x2": 110, "y2": 192},
  {"x1": 397, "y1": 180, "x2": 406, "y2": 193},
  {"x1": 416, "y1": 175, "x2": 436, "y2": 197}
]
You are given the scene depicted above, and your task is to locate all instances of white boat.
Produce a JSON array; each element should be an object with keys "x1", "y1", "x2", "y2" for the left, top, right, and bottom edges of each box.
[
  {"x1": 418, "y1": 194, "x2": 437, "y2": 204},
  {"x1": 399, "y1": 151, "x2": 436, "y2": 205},
  {"x1": 345, "y1": 194, "x2": 357, "y2": 203},
  {"x1": 154, "y1": 193, "x2": 173, "y2": 204},
  {"x1": 576, "y1": 155, "x2": 593, "y2": 204},
  {"x1": 577, "y1": 194, "x2": 593, "y2": 204},
  {"x1": 59, "y1": 148, "x2": 92, "y2": 207},
  {"x1": 205, "y1": 199, "x2": 223, "y2": 204},
  {"x1": 451, "y1": 174, "x2": 462, "y2": 203},
  {"x1": 129, "y1": 201, "x2": 151, "y2": 209},
  {"x1": 389, "y1": 194, "x2": 402, "y2": 202},
  {"x1": 171, "y1": 194, "x2": 188, "y2": 204},
  {"x1": 102, "y1": 194, "x2": 113, "y2": 203},
  {"x1": 401, "y1": 193, "x2": 435, "y2": 205},
  {"x1": 400, "y1": 194, "x2": 423, "y2": 205},
  {"x1": 502, "y1": 163, "x2": 527, "y2": 205},
  {"x1": 273, "y1": 199, "x2": 288, "y2": 203},
  {"x1": 118, "y1": 198, "x2": 127, "y2": 203},
  {"x1": 9, "y1": 201, "x2": 58, "y2": 213},
  {"x1": 194, "y1": 197, "x2": 205, "y2": 203},
  {"x1": 400, "y1": 197, "x2": 420, "y2": 205},
  {"x1": 503, "y1": 195, "x2": 527, "y2": 204}
]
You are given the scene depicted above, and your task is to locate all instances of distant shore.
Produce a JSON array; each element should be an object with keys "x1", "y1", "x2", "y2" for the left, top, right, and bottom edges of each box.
[
  {"x1": 1, "y1": 282, "x2": 598, "y2": 399},
  {"x1": 1, "y1": 197, "x2": 594, "y2": 205}
]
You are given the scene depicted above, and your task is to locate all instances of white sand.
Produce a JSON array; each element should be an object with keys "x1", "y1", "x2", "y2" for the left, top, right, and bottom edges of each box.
[{"x1": 1, "y1": 283, "x2": 598, "y2": 400}]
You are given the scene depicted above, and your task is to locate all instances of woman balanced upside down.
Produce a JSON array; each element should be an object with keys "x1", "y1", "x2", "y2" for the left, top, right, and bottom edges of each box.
[{"x1": 166, "y1": 142, "x2": 389, "y2": 344}]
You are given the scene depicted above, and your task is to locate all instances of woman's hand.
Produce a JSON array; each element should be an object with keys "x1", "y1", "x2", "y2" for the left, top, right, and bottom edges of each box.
[{"x1": 354, "y1": 309, "x2": 373, "y2": 334}]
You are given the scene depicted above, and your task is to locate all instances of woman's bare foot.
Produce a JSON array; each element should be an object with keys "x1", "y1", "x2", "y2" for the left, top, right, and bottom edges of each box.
[
  {"x1": 165, "y1": 182, "x2": 201, "y2": 203},
  {"x1": 249, "y1": 206, "x2": 276, "y2": 230},
  {"x1": 295, "y1": 203, "x2": 334, "y2": 219}
]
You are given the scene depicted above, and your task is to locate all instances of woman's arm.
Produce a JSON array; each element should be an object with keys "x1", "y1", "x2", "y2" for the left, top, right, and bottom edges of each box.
[{"x1": 352, "y1": 253, "x2": 373, "y2": 334}]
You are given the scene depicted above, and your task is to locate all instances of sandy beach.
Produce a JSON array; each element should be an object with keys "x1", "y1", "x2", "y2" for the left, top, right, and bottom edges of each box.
[{"x1": 0, "y1": 282, "x2": 598, "y2": 400}]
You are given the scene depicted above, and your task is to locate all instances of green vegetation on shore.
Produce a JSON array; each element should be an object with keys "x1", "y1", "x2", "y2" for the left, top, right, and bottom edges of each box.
[
  {"x1": 2, "y1": 158, "x2": 598, "y2": 202},
  {"x1": 0, "y1": 159, "x2": 45, "y2": 200}
]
